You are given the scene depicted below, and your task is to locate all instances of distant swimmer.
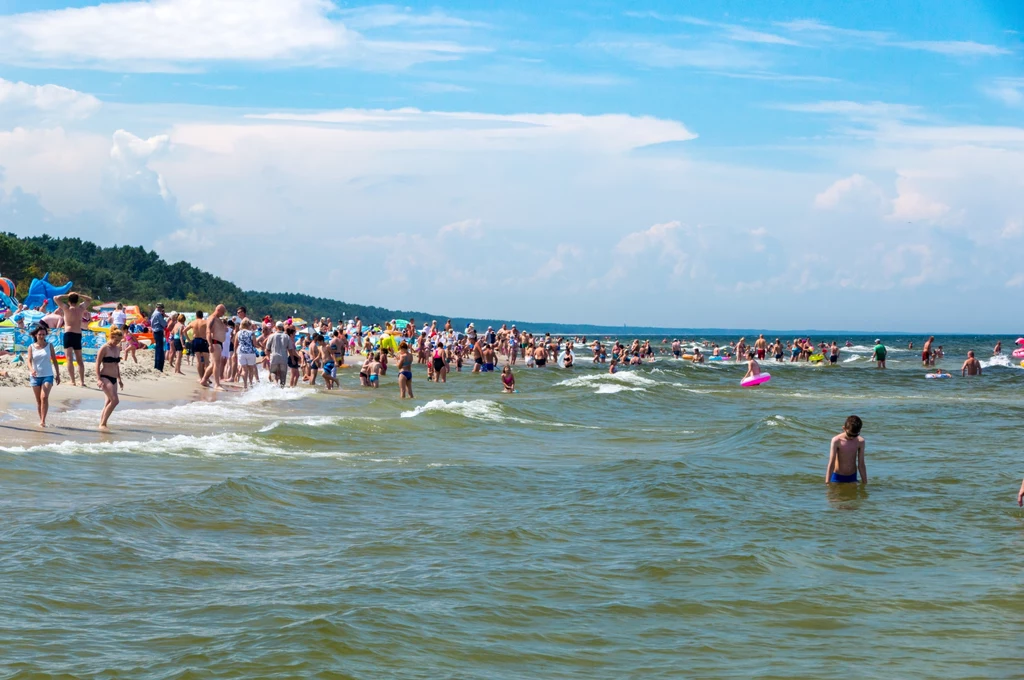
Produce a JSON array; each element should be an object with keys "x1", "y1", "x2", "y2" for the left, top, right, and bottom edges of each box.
[
  {"x1": 609, "y1": 358, "x2": 618, "y2": 374},
  {"x1": 1018, "y1": 478, "x2": 1024, "y2": 507},
  {"x1": 672, "y1": 339, "x2": 681, "y2": 358},
  {"x1": 961, "y1": 351, "x2": 982, "y2": 377},
  {"x1": 829, "y1": 341, "x2": 839, "y2": 365},
  {"x1": 993, "y1": 340, "x2": 1002, "y2": 356},
  {"x1": 826, "y1": 416, "x2": 867, "y2": 485},
  {"x1": 872, "y1": 339, "x2": 887, "y2": 369}
]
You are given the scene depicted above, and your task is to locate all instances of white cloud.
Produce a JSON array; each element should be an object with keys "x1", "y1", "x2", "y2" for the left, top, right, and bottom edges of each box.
[
  {"x1": 1007, "y1": 273, "x2": 1024, "y2": 288},
  {"x1": 777, "y1": 100, "x2": 924, "y2": 120},
  {"x1": 588, "y1": 40, "x2": 766, "y2": 71},
  {"x1": 0, "y1": 78, "x2": 101, "y2": 120},
  {"x1": 0, "y1": 0, "x2": 478, "y2": 72},
  {"x1": 438, "y1": 218, "x2": 483, "y2": 238},
  {"x1": 814, "y1": 174, "x2": 883, "y2": 209},
  {"x1": 895, "y1": 40, "x2": 1010, "y2": 57},
  {"x1": 776, "y1": 19, "x2": 1009, "y2": 57},
  {"x1": 1001, "y1": 218, "x2": 1023, "y2": 239},
  {"x1": 339, "y1": 5, "x2": 484, "y2": 30},
  {"x1": 984, "y1": 78, "x2": 1024, "y2": 107},
  {"x1": 887, "y1": 177, "x2": 950, "y2": 223}
]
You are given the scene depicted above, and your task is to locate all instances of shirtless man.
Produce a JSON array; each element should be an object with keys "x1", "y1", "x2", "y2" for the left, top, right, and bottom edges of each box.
[
  {"x1": 671, "y1": 339, "x2": 681, "y2": 359},
  {"x1": 54, "y1": 291, "x2": 93, "y2": 386},
  {"x1": 320, "y1": 335, "x2": 338, "y2": 390},
  {"x1": 754, "y1": 335, "x2": 767, "y2": 361},
  {"x1": 922, "y1": 336, "x2": 934, "y2": 367},
  {"x1": 481, "y1": 343, "x2": 497, "y2": 372},
  {"x1": 961, "y1": 351, "x2": 982, "y2": 377},
  {"x1": 533, "y1": 343, "x2": 548, "y2": 368},
  {"x1": 993, "y1": 340, "x2": 1002, "y2": 356},
  {"x1": 826, "y1": 415, "x2": 867, "y2": 484},
  {"x1": 184, "y1": 311, "x2": 210, "y2": 383},
  {"x1": 199, "y1": 305, "x2": 228, "y2": 389},
  {"x1": 330, "y1": 330, "x2": 347, "y2": 368}
]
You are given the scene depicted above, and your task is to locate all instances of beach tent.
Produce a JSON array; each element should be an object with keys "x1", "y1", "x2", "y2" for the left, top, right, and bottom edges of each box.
[{"x1": 22, "y1": 273, "x2": 73, "y2": 311}]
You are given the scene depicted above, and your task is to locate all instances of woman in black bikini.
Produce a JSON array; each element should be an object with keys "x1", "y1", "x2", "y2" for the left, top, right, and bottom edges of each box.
[{"x1": 96, "y1": 328, "x2": 124, "y2": 431}]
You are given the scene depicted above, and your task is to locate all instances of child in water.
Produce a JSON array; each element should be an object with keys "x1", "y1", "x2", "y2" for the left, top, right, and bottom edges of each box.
[
  {"x1": 742, "y1": 351, "x2": 760, "y2": 381},
  {"x1": 501, "y1": 365, "x2": 516, "y2": 393},
  {"x1": 826, "y1": 416, "x2": 867, "y2": 484}
]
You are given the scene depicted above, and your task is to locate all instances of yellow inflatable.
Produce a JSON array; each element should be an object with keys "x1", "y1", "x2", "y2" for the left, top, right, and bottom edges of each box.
[{"x1": 379, "y1": 334, "x2": 399, "y2": 354}]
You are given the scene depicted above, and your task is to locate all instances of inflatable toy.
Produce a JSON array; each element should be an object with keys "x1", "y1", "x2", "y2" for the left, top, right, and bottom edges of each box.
[
  {"x1": 682, "y1": 354, "x2": 694, "y2": 360},
  {"x1": 1012, "y1": 348, "x2": 1024, "y2": 359},
  {"x1": 0, "y1": 276, "x2": 14, "y2": 297},
  {"x1": 22, "y1": 273, "x2": 73, "y2": 310},
  {"x1": 808, "y1": 354, "x2": 824, "y2": 362},
  {"x1": 741, "y1": 373, "x2": 771, "y2": 387},
  {"x1": 925, "y1": 373, "x2": 951, "y2": 379},
  {"x1": 708, "y1": 356, "x2": 731, "y2": 362}
]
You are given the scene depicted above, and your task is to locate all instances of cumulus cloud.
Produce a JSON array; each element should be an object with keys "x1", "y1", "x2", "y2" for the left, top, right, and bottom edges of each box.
[
  {"x1": 814, "y1": 174, "x2": 884, "y2": 209},
  {"x1": 438, "y1": 218, "x2": 483, "y2": 238},
  {"x1": 888, "y1": 177, "x2": 950, "y2": 222},
  {"x1": 0, "y1": 0, "x2": 478, "y2": 72},
  {"x1": 0, "y1": 77, "x2": 101, "y2": 121}
]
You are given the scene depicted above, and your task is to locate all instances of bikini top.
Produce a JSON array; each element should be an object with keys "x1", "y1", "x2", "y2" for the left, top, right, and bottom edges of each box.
[{"x1": 102, "y1": 357, "x2": 121, "y2": 363}]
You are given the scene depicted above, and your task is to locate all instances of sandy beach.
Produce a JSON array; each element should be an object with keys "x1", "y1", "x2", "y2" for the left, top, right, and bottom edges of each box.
[{"x1": 0, "y1": 349, "x2": 220, "y2": 446}]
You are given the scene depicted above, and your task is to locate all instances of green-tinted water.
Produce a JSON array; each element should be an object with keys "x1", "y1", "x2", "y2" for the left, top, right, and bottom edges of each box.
[{"x1": 2, "y1": 336, "x2": 1023, "y2": 678}]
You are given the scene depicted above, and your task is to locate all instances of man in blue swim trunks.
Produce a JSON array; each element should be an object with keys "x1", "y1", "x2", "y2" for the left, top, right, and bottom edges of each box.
[{"x1": 826, "y1": 415, "x2": 867, "y2": 484}]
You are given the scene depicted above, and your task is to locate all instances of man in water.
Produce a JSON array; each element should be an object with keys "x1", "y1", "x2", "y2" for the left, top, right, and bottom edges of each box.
[
  {"x1": 201, "y1": 304, "x2": 228, "y2": 389},
  {"x1": 671, "y1": 339, "x2": 681, "y2": 358},
  {"x1": 922, "y1": 336, "x2": 934, "y2": 367},
  {"x1": 54, "y1": 291, "x2": 92, "y2": 386},
  {"x1": 826, "y1": 415, "x2": 867, "y2": 484},
  {"x1": 754, "y1": 334, "x2": 767, "y2": 360},
  {"x1": 185, "y1": 311, "x2": 210, "y2": 384},
  {"x1": 961, "y1": 351, "x2": 982, "y2": 377},
  {"x1": 872, "y1": 339, "x2": 887, "y2": 369},
  {"x1": 265, "y1": 321, "x2": 290, "y2": 385}
]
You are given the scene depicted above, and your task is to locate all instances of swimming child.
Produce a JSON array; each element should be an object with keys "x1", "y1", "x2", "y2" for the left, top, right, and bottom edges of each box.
[
  {"x1": 826, "y1": 415, "x2": 867, "y2": 484},
  {"x1": 501, "y1": 365, "x2": 516, "y2": 393}
]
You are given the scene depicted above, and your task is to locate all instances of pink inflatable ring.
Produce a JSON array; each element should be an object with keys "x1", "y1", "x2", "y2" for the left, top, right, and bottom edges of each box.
[{"x1": 741, "y1": 373, "x2": 772, "y2": 387}]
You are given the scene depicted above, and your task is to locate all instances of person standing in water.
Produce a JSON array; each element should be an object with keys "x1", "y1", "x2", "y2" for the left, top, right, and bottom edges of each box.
[
  {"x1": 872, "y1": 339, "x2": 887, "y2": 369},
  {"x1": 993, "y1": 340, "x2": 1002, "y2": 356},
  {"x1": 28, "y1": 325, "x2": 60, "y2": 427},
  {"x1": 961, "y1": 351, "x2": 983, "y2": 377},
  {"x1": 922, "y1": 336, "x2": 935, "y2": 367},
  {"x1": 826, "y1": 415, "x2": 867, "y2": 484},
  {"x1": 501, "y1": 365, "x2": 516, "y2": 393},
  {"x1": 53, "y1": 291, "x2": 92, "y2": 386},
  {"x1": 397, "y1": 341, "x2": 414, "y2": 399},
  {"x1": 96, "y1": 328, "x2": 124, "y2": 431}
]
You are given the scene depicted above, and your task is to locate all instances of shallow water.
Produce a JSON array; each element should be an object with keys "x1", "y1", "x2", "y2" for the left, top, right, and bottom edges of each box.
[{"x1": 2, "y1": 334, "x2": 1023, "y2": 678}]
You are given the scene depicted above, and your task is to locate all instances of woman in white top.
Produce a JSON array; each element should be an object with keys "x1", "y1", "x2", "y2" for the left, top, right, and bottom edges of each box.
[{"x1": 28, "y1": 325, "x2": 60, "y2": 427}]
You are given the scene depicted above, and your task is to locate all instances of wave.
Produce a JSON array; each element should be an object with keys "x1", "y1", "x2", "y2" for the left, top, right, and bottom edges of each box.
[
  {"x1": 400, "y1": 399, "x2": 508, "y2": 422},
  {"x1": 981, "y1": 354, "x2": 1022, "y2": 369},
  {"x1": 595, "y1": 384, "x2": 647, "y2": 394},
  {"x1": 0, "y1": 432, "x2": 351, "y2": 458},
  {"x1": 556, "y1": 372, "x2": 657, "y2": 393}
]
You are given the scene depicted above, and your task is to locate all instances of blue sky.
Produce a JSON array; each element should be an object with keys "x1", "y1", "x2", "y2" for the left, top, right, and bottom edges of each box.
[{"x1": 0, "y1": 0, "x2": 1022, "y2": 331}]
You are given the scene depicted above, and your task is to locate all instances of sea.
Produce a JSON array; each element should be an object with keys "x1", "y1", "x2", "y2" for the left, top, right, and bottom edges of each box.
[{"x1": 1, "y1": 333, "x2": 1022, "y2": 678}]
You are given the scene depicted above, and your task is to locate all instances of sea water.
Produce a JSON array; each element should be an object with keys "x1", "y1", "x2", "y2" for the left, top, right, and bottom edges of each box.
[{"x1": 1, "y1": 334, "x2": 1022, "y2": 678}]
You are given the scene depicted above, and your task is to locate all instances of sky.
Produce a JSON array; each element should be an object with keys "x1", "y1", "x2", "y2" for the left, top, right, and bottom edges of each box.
[{"x1": 0, "y1": 0, "x2": 1022, "y2": 331}]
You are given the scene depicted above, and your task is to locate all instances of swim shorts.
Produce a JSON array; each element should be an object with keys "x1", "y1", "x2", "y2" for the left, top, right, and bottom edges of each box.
[
  {"x1": 192, "y1": 338, "x2": 210, "y2": 354},
  {"x1": 238, "y1": 352, "x2": 257, "y2": 367},
  {"x1": 323, "y1": 361, "x2": 336, "y2": 378},
  {"x1": 830, "y1": 472, "x2": 858, "y2": 484},
  {"x1": 756, "y1": 349, "x2": 765, "y2": 359},
  {"x1": 63, "y1": 331, "x2": 82, "y2": 350}
]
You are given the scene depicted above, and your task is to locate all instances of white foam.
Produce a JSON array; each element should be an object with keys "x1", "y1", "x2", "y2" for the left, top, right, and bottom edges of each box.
[
  {"x1": 981, "y1": 354, "x2": 1022, "y2": 369},
  {"x1": 595, "y1": 384, "x2": 647, "y2": 394},
  {"x1": 556, "y1": 372, "x2": 657, "y2": 390},
  {"x1": 0, "y1": 432, "x2": 353, "y2": 458},
  {"x1": 400, "y1": 399, "x2": 506, "y2": 421}
]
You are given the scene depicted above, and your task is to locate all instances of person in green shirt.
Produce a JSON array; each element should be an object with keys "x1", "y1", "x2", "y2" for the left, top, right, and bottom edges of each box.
[{"x1": 872, "y1": 339, "x2": 887, "y2": 369}]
